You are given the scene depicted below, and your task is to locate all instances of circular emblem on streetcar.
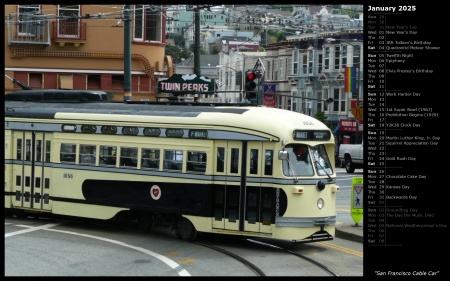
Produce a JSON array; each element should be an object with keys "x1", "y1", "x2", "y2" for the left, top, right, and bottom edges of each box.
[{"x1": 150, "y1": 185, "x2": 161, "y2": 200}]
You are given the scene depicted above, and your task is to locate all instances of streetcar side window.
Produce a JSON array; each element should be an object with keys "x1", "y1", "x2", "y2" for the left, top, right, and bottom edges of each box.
[
  {"x1": 122, "y1": 126, "x2": 139, "y2": 136},
  {"x1": 249, "y1": 149, "x2": 258, "y2": 174},
  {"x1": 81, "y1": 125, "x2": 97, "y2": 134},
  {"x1": 230, "y1": 148, "x2": 239, "y2": 174},
  {"x1": 16, "y1": 138, "x2": 22, "y2": 160},
  {"x1": 36, "y1": 140, "x2": 42, "y2": 162},
  {"x1": 187, "y1": 151, "x2": 207, "y2": 173},
  {"x1": 101, "y1": 125, "x2": 117, "y2": 135},
  {"x1": 79, "y1": 144, "x2": 96, "y2": 165},
  {"x1": 45, "y1": 140, "x2": 51, "y2": 162},
  {"x1": 264, "y1": 150, "x2": 273, "y2": 176},
  {"x1": 60, "y1": 143, "x2": 76, "y2": 163},
  {"x1": 100, "y1": 145, "x2": 117, "y2": 166},
  {"x1": 25, "y1": 139, "x2": 31, "y2": 161},
  {"x1": 164, "y1": 149, "x2": 183, "y2": 170},
  {"x1": 120, "y1": 147, "x2": 138, "y2": 168},
  {"x1": 216, "y1": 147, "x2": 225, "y2": 172},
  {"x1": 141, "y1": 148, "x2": 160, "y2": 169}
]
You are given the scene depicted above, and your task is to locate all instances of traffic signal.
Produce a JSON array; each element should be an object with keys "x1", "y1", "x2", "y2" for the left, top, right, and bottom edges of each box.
[
  {"x1": 246, "y1": 91, "x2": 257, "y2": 100},
  {"x1": 245, "y1": 70, "x2": 257, "y2": 92}
]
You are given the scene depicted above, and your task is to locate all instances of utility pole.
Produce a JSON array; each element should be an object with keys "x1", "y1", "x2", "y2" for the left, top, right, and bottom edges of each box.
[
  {"x1": 123, "y1": 5, "x2": 132, "y2": 101},
  {"x1": 355, "y1": 67, "x2": 360, "y2": 144},
  {"x1": 194, "y1": 6, "x2": 200, "y2": 77}
]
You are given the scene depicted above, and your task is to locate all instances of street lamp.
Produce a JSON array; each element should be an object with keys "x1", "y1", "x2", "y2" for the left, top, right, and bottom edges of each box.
[{"x1": 216, "y1": 65, "x2": 242, "y2": 102}]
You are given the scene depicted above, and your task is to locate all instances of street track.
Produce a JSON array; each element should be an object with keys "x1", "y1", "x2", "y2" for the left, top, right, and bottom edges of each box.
[
  {"x1": 5, "y1": 215, "x2": 362, "y2": 276},
  {"x1": 194, "y1": 238, "x2": 340, "y2": 277},
  {"x1": 194, "y1": 241, "x2": 267, "y2": 276}
]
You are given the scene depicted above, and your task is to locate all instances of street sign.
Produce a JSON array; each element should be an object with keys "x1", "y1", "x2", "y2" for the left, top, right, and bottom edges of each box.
[
  {"x1": 158, "y1": 74, "x2": 215, "y2": 94},
  {"x1": 352, "y1": 106, "x2": 363, "y2": 120},
  {"x1": 351, "y1": 177, "x2": 363, "y2": 225},
  {"x1": 263, "y1": 84, "x2": 276, "y2": 107}
]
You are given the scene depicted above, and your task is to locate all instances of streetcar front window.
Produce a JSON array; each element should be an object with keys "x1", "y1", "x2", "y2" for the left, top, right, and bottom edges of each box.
[
  {"x1": 311, "y1": 145, "x2": 333, "y2": 176},
  {"x1": 281, "y1": 144, "x2": 333, "y2": 177},
  {"x1": 282, "y1": 144, "x2": 314, "y2": 176}
]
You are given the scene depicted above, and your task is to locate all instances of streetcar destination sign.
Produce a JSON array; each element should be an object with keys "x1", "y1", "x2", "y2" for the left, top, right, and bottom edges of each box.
[{"x1": 293, "y1": 130, "x2": 331, "y2": 141}]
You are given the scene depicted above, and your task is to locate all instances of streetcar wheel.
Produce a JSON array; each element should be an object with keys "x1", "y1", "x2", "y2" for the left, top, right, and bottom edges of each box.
[
  {"x1": 137, "y1": 213, "x2": 153, "y2": 232},
  {"x1": 345, "y1": 158, "x2": 355, "y2": 173},
  {"x1": 177, "y1": 217, "x2": 197, "y2": 241},
  {"x1": 5, "y1": 209, "x2": 13, "y2": 217},
  {"x1": 14, "y1": 210, "x2": 27, "y2": 218}
]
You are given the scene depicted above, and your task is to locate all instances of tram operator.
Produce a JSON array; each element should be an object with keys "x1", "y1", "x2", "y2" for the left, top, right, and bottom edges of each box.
[
  {"x1": 290, "y1": 144, "x2": 314, "y2": 176},
  {"x1": 294, "y1": 144, "x2": 310, "y2": 163}
]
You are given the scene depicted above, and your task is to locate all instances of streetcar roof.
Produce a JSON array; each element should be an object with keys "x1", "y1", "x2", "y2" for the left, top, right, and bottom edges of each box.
[{"x1": 5, "y1": 100, "x2": 332, "y2": 142}]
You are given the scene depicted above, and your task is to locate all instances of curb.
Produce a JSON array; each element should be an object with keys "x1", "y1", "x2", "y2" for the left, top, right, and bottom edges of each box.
[{"x1": 335, "y1": 227, "x2": 364, "y2": 244}]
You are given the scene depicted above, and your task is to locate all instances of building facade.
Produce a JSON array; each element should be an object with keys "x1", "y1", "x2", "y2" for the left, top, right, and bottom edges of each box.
[
  {"x1": 216, "y1": 28, "x2": 363, "y2": 141},
  {"x1": 4, "y1": 4, "x2": 171, "y2": 101}
]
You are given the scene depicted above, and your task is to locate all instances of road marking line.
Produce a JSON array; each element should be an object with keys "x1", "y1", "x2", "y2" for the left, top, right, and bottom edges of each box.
[
  {"x1": 5, "y1": 222, "x2": 190, "y2": 276},
  {"x1": 5, "y1": 223, "x2": 62, "y2": 237},
  {"x1": 318, "y1": 241, "x2": 363, "y2": 257}
]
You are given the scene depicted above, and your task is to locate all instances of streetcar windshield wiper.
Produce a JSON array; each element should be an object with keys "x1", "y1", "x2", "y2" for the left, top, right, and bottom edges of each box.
[
  {"x1": 287, "y1": 158, "x2": 299, "y2": 183},
  {"x1": 314, "y1": 160, "x2": 332, "y2": 182}
]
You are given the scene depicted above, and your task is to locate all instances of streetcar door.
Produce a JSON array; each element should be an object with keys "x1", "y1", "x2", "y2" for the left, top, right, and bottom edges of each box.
[
  {"x1": 5, "y1": 130, "x2": 13, "y2": 210},
  {"x1": 212, "y1": 141, "x2": 242, "y2": 231},
  {"x1": 12, "y1": 131, "x2": 53, "y2": 211},
  {"x1": 243, "y1": 142, "x2": 273, "y2": 234}
]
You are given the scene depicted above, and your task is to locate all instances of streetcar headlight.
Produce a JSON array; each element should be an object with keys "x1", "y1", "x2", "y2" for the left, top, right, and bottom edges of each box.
[
  {"x1": 316, "y1": 180, "x2": 325, "y2": 191},
  {"x1": 317, "y1": 198, "x2": 324, "y2": 209}
]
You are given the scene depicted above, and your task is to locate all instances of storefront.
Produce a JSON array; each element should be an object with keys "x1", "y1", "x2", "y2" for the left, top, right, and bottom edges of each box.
[{"x1": 336, "y1": 119, "x2": 364, "y2": 145}]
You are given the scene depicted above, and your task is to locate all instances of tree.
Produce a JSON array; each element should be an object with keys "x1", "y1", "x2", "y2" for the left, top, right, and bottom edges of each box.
[
  {"x1": 276, "y1": 30, "x2": 287, "y2": 42},
  {"x1": 211, "y1": 45, "x2": 220, "y2": 55},
  {"x1": 189, "y1": 43, "x2": 207, "y2": 55},
  {"x1": 165, "y1": 45, "x2": 192, "y2": 64},
  {"x1": 314, "y1": 109, "x2": 327, "y2": 123},
  {"x1": 264, "y1": 30, "x2": 278, "y2": 44},
  {"x1": 166, "y1": 33, "x2": 185, "y2": 47}
]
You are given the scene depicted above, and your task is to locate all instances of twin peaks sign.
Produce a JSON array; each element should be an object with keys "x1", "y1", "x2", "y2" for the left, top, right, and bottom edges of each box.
[{"x1": 158, "y1": 74, "x2": 215, "y2": 94}]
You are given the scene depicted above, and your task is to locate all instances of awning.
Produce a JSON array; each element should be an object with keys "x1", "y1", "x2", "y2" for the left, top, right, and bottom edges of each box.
[{"x1": 333, "y1": 126, "x2": 340, "y2": 134}]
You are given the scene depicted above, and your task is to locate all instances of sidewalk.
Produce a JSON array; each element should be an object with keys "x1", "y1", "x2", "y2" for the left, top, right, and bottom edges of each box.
[
  {"x1": 335, "y1": 221, "x2": 363, "y2": 243},
  {"x1": 334, "y1": 167, "x2": 363, "y2": 243}
]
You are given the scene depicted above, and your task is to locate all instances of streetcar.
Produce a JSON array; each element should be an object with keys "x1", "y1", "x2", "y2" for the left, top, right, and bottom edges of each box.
[{"x1": 4, "y1": 89, "x2": 339, "y2": 242}]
